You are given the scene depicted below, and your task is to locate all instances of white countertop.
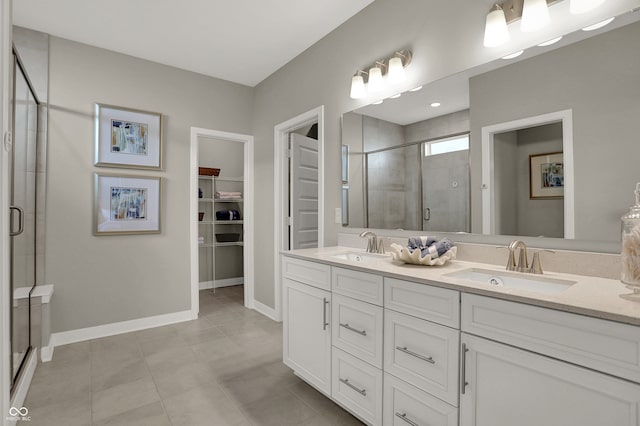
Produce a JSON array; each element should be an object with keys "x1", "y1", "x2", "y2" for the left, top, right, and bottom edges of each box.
[{"x1": 282, "y1": 246, "x2": 640, "y2": 326}]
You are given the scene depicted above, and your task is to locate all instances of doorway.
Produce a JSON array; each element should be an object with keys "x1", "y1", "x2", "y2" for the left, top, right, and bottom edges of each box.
[
  {"x1": 189, "y1": 127, "x2": 254, "y2": 317},
  {"x1": 274, "y1": 106, "x2": 325, "y2": 321}
]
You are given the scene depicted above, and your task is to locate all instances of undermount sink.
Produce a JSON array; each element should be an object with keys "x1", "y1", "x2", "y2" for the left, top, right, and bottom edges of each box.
[
  {"x1": 331, "y1": 251, "x2": 391, "y2": 263},
  {"x1": 445, "y1": 268, "x2": 576, "y2": 295}
]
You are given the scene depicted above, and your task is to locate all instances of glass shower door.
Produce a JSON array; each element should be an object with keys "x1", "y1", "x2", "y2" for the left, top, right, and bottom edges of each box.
[{"x1": 10, "y1": 56, "x2": 38, "y2": 389}]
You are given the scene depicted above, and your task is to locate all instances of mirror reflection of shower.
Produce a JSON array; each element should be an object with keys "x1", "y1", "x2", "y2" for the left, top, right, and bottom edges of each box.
[{"x1": 365, "y1": 134, "x2": 470, "y2": 232}]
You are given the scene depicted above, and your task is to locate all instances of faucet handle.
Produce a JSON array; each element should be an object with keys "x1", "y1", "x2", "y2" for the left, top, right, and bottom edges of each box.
[{"x1": 377, "y1": 239, "x2": 385, "y2": 254}]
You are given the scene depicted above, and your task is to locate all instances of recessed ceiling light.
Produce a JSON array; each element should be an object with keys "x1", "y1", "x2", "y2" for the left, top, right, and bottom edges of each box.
[
  {"x1": 582, "y1": 17, "x2": 615, "y2": 31},
  {"x1": 409, "y1": 86, "x2": 423, "y2": 92},
  {"x1": 372, "y1": 100, "x2": 384, "y2": 105},
  {"x1": 502, "y1": 50, "x2": 524, "y2": 59},
  {"x1": 389, "y1": 93, "x2": 402, "y2": 99},
  {"x1": 430, "y1": 102, "x2": 441, "y2": 107},
  {"x1": 538, "y1": 36, "x2": 562, "y2": 47}
]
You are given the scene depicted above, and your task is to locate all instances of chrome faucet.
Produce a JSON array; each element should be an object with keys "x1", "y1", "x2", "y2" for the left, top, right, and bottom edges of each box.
[
  {"x1": 507, "y1": 240, "x2": 528, "y2": 272},
  {"x1": 360, "y1": 231, "x2": 384, "y2": 254}
]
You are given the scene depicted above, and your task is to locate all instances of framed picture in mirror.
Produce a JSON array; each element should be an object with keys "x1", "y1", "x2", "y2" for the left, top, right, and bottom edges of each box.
[{"x1": 530, "y1": 152, "x2": 564, "y2": 199}]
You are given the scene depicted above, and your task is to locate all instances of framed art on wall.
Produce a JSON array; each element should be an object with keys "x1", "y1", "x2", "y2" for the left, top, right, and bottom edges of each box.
[
  {"x1": 530, "y1": 152, "x2": 564, "y2": 199},
  {"x1": 95, "y1": 103, "x2": 163, "y2": 170},
  {"x1": 94, "y1": 173, "x2": 162, "y2": 235}
]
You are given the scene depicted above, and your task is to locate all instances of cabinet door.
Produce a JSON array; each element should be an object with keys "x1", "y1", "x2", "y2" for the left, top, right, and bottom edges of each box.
[
  {"x1": 460, "y1": 334, "x2": 640, "y2": 426},
  {"x1": 283, "y1": 278, "x2": 332, "y2": 396}
]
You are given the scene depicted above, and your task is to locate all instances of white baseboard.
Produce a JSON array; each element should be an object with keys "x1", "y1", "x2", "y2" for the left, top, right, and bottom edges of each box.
[
  {"x1": 9, "y1": 348, "x2": 37, "y2": 419},
  {"x1": 253, "y1": 300, "x2": 280, "y2": 322},
  {"x1": 199, "y1": 277, "x2": 244, "y2": 290},
  {"x1": 45, "y1": 309, "x2": 196, "y2": 359},
  {"x1": 40, "y1": 345, "x2": 54, "y2": 363}
]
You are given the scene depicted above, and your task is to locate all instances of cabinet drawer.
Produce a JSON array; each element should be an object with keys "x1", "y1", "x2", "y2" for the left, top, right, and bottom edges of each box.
[
  {"x1": 384, "y1": 310, "x2": 460, "y2": 406},
  {"x1": 332, "y1": 294, "x2": 383, "y2": 368},
  {"x1": 332, "y1": 347, "x2": 383, "y2": 426},
  {"x1": 385, "y1": 277, "x2": 460, "y2": 328},
  {"x1": 282, "y1": 256, "x2": 331, "y2": 291},
  {"x1": 384, "y1": 373, "x2": 458, "y2": 426},
  {"x1": 461, "y1": 293, "x2": 640, "y2": 383},
  {"x1": 332, "y1": 267, "x2": 383, "y2": 306}
]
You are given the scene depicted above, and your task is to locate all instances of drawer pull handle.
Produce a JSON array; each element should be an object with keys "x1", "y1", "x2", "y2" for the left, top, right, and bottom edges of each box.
[
  {"x1": 339, "y1": 378, "x2": 367, "y2": 396},
  {"x1": 395, "y1": 412, "x2": 420, "y2": 426},
  {"x1": 461, "y1": 343, "x2": 469, "y2": 395},
  {"x1": 339, "y1": 323, "x2": 367, "y2": 336},
  {"x1": 323, "y1": 298, "x2": 329, "y2": 331},
  {"x1": 396, "y1": 346, "x2": 435, "y2": 364}
]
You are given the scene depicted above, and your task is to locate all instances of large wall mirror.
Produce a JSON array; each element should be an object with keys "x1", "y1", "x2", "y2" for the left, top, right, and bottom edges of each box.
[{"x1": 341, "y1": 9, "x2": 640, "y2": 252}]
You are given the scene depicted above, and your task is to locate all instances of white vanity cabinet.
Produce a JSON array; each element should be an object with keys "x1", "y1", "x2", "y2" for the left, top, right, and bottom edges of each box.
[
  {"x1": 460, "y1": 294, "x2": 640, "y2": 426},
  {"x1": 282, "y1": 257, "x2": 332, "y2": 396}
]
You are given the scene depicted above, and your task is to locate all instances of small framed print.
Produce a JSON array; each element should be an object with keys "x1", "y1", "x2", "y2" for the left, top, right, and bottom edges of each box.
[
  {"x1": 95, "y1": 103, "x2": 163, "y2": 170},
  {"x1": 94, "y1": 173, "x2": 161, "y2": 235},
  {"x1": 530, "y1": 152, "x2": 564, "y2": 199}
]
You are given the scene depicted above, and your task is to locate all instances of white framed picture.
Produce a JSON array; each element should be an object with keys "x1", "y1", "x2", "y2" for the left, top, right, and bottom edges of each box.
[
  {"x1": 95, "y1": 103, "x2": 163, "y2": 170},
  {"x1": 94, "y1": 173, "x2": 161, "y2": 235}
]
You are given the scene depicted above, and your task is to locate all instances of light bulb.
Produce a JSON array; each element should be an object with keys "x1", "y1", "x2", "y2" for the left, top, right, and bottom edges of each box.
[
  {"x1": 484, "y1": 5, "x2": 510, "y2": 47},
  {"x1": 368, "y1": 66, "x2": 384, "y2": 92},
  {"x1": 350, "y1": 75, "x2": 366, "y2": 99},
  {"x1": 570, "y1": 0, "x2": 605, "y2": 14},
  {"x1": 521, "y1": 0, "x2": 550, "y2": 33},
  {"x1": 387, "y1": 57, "x2": 406, "y2": 84}
]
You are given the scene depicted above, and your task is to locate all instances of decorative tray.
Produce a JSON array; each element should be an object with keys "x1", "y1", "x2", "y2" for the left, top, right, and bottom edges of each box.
[{"x1": 389, "y1": 243, "x2": 457, "y2": 266}]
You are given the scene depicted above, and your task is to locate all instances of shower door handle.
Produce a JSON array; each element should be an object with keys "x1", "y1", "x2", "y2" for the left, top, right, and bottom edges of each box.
[
  {"x1": 423, "y1": 207, "x2": 430, "y2": 221},
  {"x1": 9, "y1": 206, "x2": 24, "y2": 237}
]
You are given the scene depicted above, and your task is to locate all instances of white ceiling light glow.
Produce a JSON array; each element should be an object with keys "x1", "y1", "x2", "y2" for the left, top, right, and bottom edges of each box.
[
  {"x1": 349, "y1": 50, "x2": 412, "y2": 99},
  {"x1": 484, "y1": 4, "x2": 510, "y2": 47},
  {"x1": 582, "y1": 17, "x2": 615, "y2": 30},
  {"x1": 570, "y1": 0, "x2": 606, "y2": 14},
  {"x1": 502, "y1": 50, "x2": 524, "y2": 59},
  {"x1": 538, "y1": 36, "x2": 563, "y2": 46}
]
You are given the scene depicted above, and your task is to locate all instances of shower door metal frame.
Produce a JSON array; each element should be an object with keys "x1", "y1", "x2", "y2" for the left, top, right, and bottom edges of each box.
[{"x1": 9, "y1": 47, "x2": 39, "y2": 395}]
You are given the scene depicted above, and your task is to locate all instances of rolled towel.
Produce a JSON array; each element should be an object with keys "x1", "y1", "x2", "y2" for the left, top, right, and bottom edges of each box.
[
  {"x1": 215, "y1": 191, "x2": 242, "y2": 198},
  {"x1": 215, "y1": 210, "x2": 241, "y2": 220},
  {"x1": 407, "y1": 236, "x2": 437, "y2": 250},
  {"x1": 420, "y1": 238, "x2": 454, "y2": 259}
]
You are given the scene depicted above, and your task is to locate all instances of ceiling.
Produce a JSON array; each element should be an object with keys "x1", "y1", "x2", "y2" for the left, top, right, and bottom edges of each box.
[{"x1": 12, "y1": 0, "x2": 374, "y2": 87}]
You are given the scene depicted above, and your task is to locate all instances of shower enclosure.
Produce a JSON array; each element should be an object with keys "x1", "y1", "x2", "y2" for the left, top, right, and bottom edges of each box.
[{"x1": 9, "y1": 50, "x2": 39, "y2": 393}]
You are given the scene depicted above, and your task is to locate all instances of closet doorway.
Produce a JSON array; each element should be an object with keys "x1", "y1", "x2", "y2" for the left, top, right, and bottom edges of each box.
[{"x1": 189, "y1": 128, "x2": 254, "y2": 317}]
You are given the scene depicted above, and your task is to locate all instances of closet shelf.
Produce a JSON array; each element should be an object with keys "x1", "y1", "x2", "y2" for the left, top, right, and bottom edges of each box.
[
  {"x1": 214, "y1": 199, "x2": 243, "y2": 203},
  {"x1": 214, "y1": 220, "x2": 244, "y2": 225}
]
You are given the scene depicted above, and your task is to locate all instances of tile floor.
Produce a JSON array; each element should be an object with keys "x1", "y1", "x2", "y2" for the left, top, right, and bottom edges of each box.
[{"x1": 23, "y1": 286, "x2": 363, "y2": 425}]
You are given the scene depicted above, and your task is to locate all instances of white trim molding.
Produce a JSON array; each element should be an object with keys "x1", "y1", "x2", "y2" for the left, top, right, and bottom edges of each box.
[
  {"x1": 199, "y1": 277, "x2": 244, "y2": 290},
  {"x1": 189, "y1": 127, "x2": 255, "y2": 317},
  {"x1": 481, "y1": 109, "x2": 575, "y2": 239},
  {"x1": 253, "y1": 300, "x2": 279, "y2": 322},
  {"x1": 45, "y1": 309, "x2": 194, "y2": 356},
  {"x1": 8, "y1": 349, "x2": 37, "y2": 416}
]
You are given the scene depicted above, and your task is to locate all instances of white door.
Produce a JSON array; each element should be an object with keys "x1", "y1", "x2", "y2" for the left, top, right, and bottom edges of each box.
[
  {"x1": 290, "y1": 133, "x2": 318, "y2": 249},
  {"x1": 282, "y1": 278, "x2": 331, "y2": 396},
  {"x1": 460, "y1": 333, "x2": 640, "y2": 426}
]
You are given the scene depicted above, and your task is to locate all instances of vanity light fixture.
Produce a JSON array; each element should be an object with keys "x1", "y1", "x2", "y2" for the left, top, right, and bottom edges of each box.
[
  {"x1": 502, "y1": 50, "x2": 524, "y2": 59},
  {"x1": 368, "y1": 63, "x2": 385, "y2": 92},
  {"x1": 581, "y1": 16, "x2": 614, "y2": 30},
  {"x1": 521, "y1": 0, "x2": 551, "y2": 32},
  {"x1": 484, "y1": 4, "x2": 510, "y2": 47},
  {"x1": 350, "y1": 72, "x2": 367, "y2": 99},
  {"x1": 570, "y1": 0, "x2": 605, "y2": 14},
  {"x1": 349, "y1": 50, "x2": 413, "y2": 99},
  {"x1": 537, "y1": 36, "x2": 563, "y2": 46}
]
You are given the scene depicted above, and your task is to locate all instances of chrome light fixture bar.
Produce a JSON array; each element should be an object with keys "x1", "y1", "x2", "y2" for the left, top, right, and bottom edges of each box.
[{"x1": 349, "y1": 50, "x2": 413, "y2": 99}]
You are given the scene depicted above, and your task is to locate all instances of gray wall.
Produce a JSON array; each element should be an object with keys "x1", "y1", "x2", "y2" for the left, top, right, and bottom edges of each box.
[
  {"x1": 341, "y1": 112, "x2": 365, "y2": 228},
  {"x1": 45, "y1": 37, "x2": 253, "y2": 333},
  {"x1": 470, "y1": 21, "x2": 640, "y2": 242}
]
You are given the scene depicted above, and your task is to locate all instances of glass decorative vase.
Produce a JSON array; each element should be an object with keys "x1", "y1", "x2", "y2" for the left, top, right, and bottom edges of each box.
[{"x1": 621, "y1": 183, "x2": 640, "y2": 300}]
